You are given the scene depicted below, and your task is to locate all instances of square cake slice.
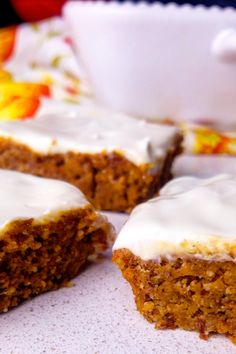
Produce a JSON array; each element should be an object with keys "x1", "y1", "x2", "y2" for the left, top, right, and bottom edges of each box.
[
  {"x1": 113, "y1": 175, "x2": 236, "y2": 343},
  {"x1": 0, "y1": 106, "x2": 182, "y2": 211},
  {"x1": 0, "y1": 169, "x2": 114, "y2": 312}
]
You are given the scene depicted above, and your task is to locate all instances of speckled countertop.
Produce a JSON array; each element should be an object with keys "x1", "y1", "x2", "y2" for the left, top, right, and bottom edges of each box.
[{"x1": 1, "y1": 156, "x2": 236, "y2": 354}]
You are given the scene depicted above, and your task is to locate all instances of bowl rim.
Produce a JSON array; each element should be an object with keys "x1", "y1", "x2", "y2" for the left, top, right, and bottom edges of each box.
[{"x1": 63, "y1": 0, "x2": 236, "y2": 17}]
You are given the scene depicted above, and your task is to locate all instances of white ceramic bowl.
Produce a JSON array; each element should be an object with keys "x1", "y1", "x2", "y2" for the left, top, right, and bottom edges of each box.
[{"x1": 63, "y1": 1, "x2": 236, "y2": 123}]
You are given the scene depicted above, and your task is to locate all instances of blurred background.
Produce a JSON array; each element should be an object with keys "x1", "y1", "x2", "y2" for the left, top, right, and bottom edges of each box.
[
  {"x1": 0, "y1": 0, "x2": 236, "y2": 28},
  {"x1": 0, "y1": 0, "x2": 21, "y2": 27},
  {"x1": 0, "y1": 0, "x2": 66, "y2": 27}
]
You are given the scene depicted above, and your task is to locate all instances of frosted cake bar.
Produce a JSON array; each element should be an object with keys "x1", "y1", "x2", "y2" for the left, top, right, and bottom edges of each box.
[
  {"x1": 0, "y1": 169, "x2": 113, "y2": 312},
  {"x1": 0, "y1": 106, "x2": 182, "y2": 211},
  {"x1": 113, "y1": 175, "x2": 236, "y2": 342}
]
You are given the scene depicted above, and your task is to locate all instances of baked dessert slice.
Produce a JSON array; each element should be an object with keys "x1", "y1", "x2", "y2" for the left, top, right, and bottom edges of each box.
[
  {"x1": 113, "y1": 175, "x2": 236, "y2": 343},
  {"x1": 0, "y1": 169, "x2": 114, "y2": 312},
  {"x1": 0, "y1": 106, "x2": 182, "y2": 211}
]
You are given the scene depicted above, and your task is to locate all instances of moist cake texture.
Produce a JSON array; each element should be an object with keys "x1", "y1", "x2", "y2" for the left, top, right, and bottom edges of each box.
[
  {"x1": 0, "y1": 169, "x2": 114, "y2": 312},
  {"x1": 113, "y1": 175, "x2": 236, "y2": 343},
  {"x1": 0, "y1": 107, "x2": 182, "y2": 211}
]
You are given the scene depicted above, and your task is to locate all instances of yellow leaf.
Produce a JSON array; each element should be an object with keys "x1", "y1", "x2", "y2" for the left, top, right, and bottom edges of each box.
[{"x1": 0, "y1": 97, "x2": 40, "y2": 120}]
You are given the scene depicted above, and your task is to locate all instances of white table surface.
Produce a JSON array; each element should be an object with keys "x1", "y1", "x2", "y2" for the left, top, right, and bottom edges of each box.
[{"x1": 1, "y1": 155, "x2": 236, "y2": 354}]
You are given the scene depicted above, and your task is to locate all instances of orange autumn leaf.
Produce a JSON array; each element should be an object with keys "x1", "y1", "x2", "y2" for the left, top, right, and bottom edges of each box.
[
  {"x1": 0, "y1": 82, "x2": 50, "y2": 98},
  {"x1": 0, "y1": 96, "x2": 40, "y2": 120},
  {"x1": 181, "y1": 123, "x2": 236, "y2": 155},
  {"x1": 0, "y1": 94, "x2": 16, "y2": 110},
  {"x1": 0, "y1": 81, "x2": 50, "y2": 120},
  {"x1": 194, "y1": 129, "x2": 236, "y2": 155},
  {"x1": 0, "y1": 27, "x2": 17, "y2": 62},
  {"x1": 0, "y1": 69, "x2": 12, "y2": 82}
]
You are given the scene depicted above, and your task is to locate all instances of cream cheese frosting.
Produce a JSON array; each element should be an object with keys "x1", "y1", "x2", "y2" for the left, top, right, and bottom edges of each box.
[
  {"x1": 0, "y1": 106, "x2": 179, "y2": 165},
  {"x1": 0, "y1": 169, "x2": 89, "y2": 230},
  {"x1": 113, "y1": 174, "x2": 236, "y2": 261}
]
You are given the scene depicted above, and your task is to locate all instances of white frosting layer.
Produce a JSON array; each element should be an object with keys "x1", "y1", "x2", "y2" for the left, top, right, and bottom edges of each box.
[
  {"x1": 113, "y1": 175, "x2": 236, "y2": 261},
  {"x1": 0, "y1": 106, "x2": 179, "y2": 165},
  {"x1": 0, "y1": 169, "x2": 89, "y2": 229}
]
